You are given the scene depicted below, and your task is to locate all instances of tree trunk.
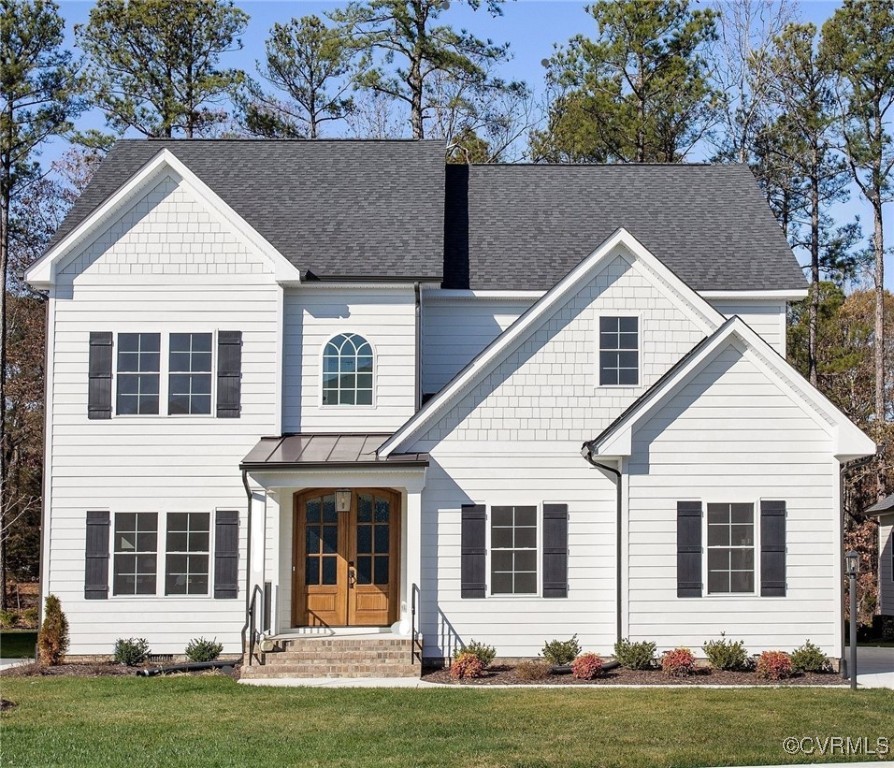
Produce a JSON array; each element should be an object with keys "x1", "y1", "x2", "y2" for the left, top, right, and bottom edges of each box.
[
  {"x1": 0, "y1": 173, "x2": 9, "y2": 612},
  {"x1": 409, "y1": 51, "x2": 424, "y2": 139},
  {"x1": 873, "y1": 192, "x2": 885, "y2": 428},
  {"x1": 808, "y1": 149, "x2": 820, "y2": 387}
]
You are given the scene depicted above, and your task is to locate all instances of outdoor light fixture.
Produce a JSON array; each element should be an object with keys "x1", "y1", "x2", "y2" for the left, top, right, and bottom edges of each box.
[
  {"x1": 845, "y1": 550, "x2": 860, "y2": 690},
  {"x1": 845, "y1": 550, "x2": 860, "y2": 577},
  {"x1": 336, "y1": 489, "x2": 352, "y2": 512}
]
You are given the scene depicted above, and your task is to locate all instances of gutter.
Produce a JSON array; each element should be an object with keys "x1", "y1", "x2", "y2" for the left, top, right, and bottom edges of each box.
[
  {"x1": 581, "y1": 445, "x2": 623, "y2": 646},
  {"x1": 239, "y1": 469, "x2": 253, "y2": 661}
]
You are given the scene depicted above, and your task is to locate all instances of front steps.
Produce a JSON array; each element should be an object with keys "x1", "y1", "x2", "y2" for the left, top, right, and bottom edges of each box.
[{"x1": 241, "y1": 634, "x2": 420, "y2": 679}]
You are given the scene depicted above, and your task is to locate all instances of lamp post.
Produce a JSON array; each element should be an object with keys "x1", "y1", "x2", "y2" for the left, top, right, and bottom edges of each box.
[{"x1": 845, "y1": 550, "x2": 859, "y2": 690}]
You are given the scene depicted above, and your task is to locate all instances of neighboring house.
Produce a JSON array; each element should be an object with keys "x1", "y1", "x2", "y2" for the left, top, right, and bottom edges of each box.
[
  {"x1": 866, "y1": 496, "x2": 894, "y2": 620},
  {"x1": 26, "y1": 139, "x2": 875, "y2": 673}
]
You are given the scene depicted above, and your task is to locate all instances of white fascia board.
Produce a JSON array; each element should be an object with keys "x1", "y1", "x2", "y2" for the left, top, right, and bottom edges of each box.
[
  {"x1": 700, "y1": 289, "x2": 808, "y2": 301},
  {"x1": 423, "y1": 289, "x2": 547, "y2": 302},
  {"x1": 380, "y1": 227, "x2": 726, "y2": 458},
  {"x1": 247, "y1": 466, "x2": 427, "y2": 493},
  {"x1": 25, "y1": 148, "x2": 303, "y2": 289}
]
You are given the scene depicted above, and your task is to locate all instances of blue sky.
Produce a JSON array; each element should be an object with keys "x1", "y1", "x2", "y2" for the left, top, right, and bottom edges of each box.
[{"x1": 54, "y1": 0, "x2": 891, "y2": 287}]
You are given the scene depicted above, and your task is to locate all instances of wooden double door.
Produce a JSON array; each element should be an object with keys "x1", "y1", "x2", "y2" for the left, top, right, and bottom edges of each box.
[{"x1": 293, "y1": 488, "x2": 400, "y2": 627}]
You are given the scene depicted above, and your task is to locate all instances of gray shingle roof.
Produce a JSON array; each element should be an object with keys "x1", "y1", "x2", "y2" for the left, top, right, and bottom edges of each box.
[
  {"x1": 50, "y1": 139, "x2": 447, "y2": 281},
  {"x1": 443, "y1": 163, "x2": 805, "y2": 291}
]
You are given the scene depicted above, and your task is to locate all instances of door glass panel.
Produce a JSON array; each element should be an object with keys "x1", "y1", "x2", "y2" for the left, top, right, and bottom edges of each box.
[
  {"x1": 374, "y1": 525, "x2": 389, "y2": 553},
  {"x1": 306, "y1": 499, "x2": 320, "y2": 524},
  {"x1": 374, "y1": 497, "x2": 389, "y2": 523},
  {"x1": 322, "y1": 495, "x2": 337, "y2": 522},
  {"x1": 322, "y1": 525, "x2": 338, "y2": 554},
  {"x1": 374, "y1": 556, "x2": 389, "y2": 585},
  {"x1": 357, "y1": 555, "x2": 372, "y2": 584},
  {"x1": 357, "y1": 524, "x2": 372, "y2": 554},
  {"x1": 358, "y1": 494, "x2": 373, "y2": 523},
  {"x1": 321, "y1": 556, "x2": 337, "y2": 585},
  {"x1": 305, "y1": 557, "x2": 319, "y2": 585},
  {"x1": 306, "y1": 527, "x2": 320, "y2": 554}
]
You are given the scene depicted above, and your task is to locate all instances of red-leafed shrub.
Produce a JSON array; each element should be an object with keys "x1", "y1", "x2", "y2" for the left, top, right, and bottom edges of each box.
[
  {"x1": 756, "y1": 651, "x2": 793, "y2": 680},
  {"x1": 451, "y1": 652, "x2": 484, "y2": 680},
  {"x1": 571, "y1": 653, "x2": 603, "y2": 680},
  {"x1": 661, "y1": 648, "x2": 695, "y2": 677}
]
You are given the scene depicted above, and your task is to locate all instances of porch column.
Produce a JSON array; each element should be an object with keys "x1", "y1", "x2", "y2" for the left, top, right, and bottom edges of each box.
[{"x1": 403, "y1": 487, "x2": 423, "y2": 636}]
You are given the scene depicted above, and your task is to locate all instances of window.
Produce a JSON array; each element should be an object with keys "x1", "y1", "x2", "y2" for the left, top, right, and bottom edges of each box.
[
  {"x1": 599, "y1": 316, "x2": 639, "y2": 386},
  {"x1": 165, "y1": 512, "x2": 210, "y2": 595},
  {"x1": 491, "y1": 506, "x2": 537, "y2": 595},
  {"x1": 113, "y1": 512, "x2": 158, "y2": 595},
  {"x1": 168, "y1": 333, "x2": 212, "y2": 415},
  {"x1": 707, "y1": 503, "x2": 755, "y2": 594},
  {"x1": 116, "y1": 333, "x2": 160, "y2": 414},
  {"x1": 322, "y1": 333, "x2": 373, "y2": 406}
]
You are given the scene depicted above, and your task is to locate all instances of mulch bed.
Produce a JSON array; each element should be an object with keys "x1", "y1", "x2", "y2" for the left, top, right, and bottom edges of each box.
[
  {"x1": 422, "y1": 663, "x2": 847, "y2": 686},
  {"x1": 0, "y1": 662, "x2": 240, "y2": 679}
]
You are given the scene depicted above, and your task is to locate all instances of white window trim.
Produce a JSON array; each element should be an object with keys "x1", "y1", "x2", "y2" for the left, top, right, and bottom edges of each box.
[
  {"x1": 486, "y1": 502, "x2": 542, "y2": 599},
  {"x1": 595, "y1": 311, "x2": 642, "y2": 389},
  {"x1": 317, "y1": 331, "x2": 378, "y2": 410},
  {"x1": 702, "y1": 498, "x2": 760, "y2": 598}
]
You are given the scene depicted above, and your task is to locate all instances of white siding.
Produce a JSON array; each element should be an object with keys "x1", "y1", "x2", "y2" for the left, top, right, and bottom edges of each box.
[
  {"x1": 880, "y1": 514, "x2": 894, "y2": 616},
  {"x1": 626, "y1": 342, "x2": 840, "y2": 655},
  {"x1": 47, "y1": 173, "x2": 281, "y2": 655},
  {"x1": 709, "y1": 299, "x2": 787, "y2": 355},
  {"x1": 421, "y1": 297, "x2": 534, "y2": 394},
  {"x1": 282, "y1": 287, "x2": 416, "y2": 433}
]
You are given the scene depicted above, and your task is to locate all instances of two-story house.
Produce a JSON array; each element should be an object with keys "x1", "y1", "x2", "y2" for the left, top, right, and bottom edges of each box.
[{"x1": 26, "y1": 139, "x2": 874, "y2": 677}]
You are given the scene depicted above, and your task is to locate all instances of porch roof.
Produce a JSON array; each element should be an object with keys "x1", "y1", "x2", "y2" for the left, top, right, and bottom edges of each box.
[{"x1": 241, "y1": 433, "x2": 429, "y2": 470}]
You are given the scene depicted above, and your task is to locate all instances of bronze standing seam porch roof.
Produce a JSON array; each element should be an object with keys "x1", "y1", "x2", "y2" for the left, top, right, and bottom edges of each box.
[{"x1": 240, "y1": 433, "x2": 428, "y2": 470}]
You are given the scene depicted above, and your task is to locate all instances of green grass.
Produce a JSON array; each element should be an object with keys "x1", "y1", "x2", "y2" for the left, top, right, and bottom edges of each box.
[
  {"x1": 0, "y1": 631, "x2": 37, "y2": 659},
  {"x1": 0, "y1": 677, "x2": 892, "y2": 768}
]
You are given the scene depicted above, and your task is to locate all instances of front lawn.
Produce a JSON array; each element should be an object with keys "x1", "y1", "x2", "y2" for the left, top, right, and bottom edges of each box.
[
  {"x1": 0, "y1": 631, "x2": 37, "y2": 659},
  {"x1": 1, "y1": 676, "x2": 892, "y2": 767}
]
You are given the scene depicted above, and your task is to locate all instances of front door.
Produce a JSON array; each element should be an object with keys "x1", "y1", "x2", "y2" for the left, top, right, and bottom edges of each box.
[{"x1": 293, "y1": 488, "x2": 400, "y2": 627}]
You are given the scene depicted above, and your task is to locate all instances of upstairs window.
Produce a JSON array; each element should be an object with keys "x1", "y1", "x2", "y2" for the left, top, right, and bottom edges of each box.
[
  {"x1": 168, "y1": 333, "x2": 213, "y2": 415},
  {"x1": 322, "y1": 333, "x2": 373, "y2": 406},
  {"x1": 599, "y1": 316, "x2": 639, "y2": 386},
  {"x1": 117, "y1": 333, "x2": 160, "y2": 415}
]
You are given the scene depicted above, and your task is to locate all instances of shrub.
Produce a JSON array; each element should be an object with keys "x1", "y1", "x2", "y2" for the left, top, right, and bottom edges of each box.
[
  {"x1": 702, "y1": 633, "x2": 749, "y2": 671},
  {"x1": 450, "y1": 652, "x2": 484, "y2": 680},
  {"x1": 453, "y1": 639, "x2": 496, "y2": 669},
  {"x1": 661, "y1": 648, "x2": 695, "y2": 677},
  {"x1": 515, "y1": 659, "x2": 552, "y2": 681},
  {"x1": 0, "y1": 609, "x2": 17, "y2": 629},
  {"x1": 542, "y1": 634, "x2": 581, "y2": 666},
  {"x1": 613, "y1": 638, "x2": 657, "y2": 670},
  {"x1": 21, "y1": 607, "x2": 39, "y2": 628},
  {"x1": 37, "y1": 595, "x2": 69, "y2": 667},
  {"x1": 756, "y1": 650, "x2": 793, "y2": 680},
  {"x1": 571, "y1": 652, "x2": 603, "y2": 680},
  {"x1": 791, "y1": 640, "x2": 828, "y2": 673},
  {"x1": 185, "y1": 637, "x2": 223, "y2": 662},
  {"x1": 114, "y1": 637, "x2": 150, "y2": 666}
]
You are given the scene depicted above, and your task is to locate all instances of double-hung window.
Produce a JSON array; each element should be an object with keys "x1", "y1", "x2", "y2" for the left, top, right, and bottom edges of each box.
[
  {"x1": 706, "y1": 502, "x2": 755, "y2": 594},
  {"x1": 116, "y1": 333, "x2": 161, "y2": 414},
  {"x1": 165, "y1": 512, "x2": 210, "y2": 595},
  {"x1": 168, "y1": 333, "x2": 213, "y2": 415},
  {"x1": 599, "y1": 316, "x2": 639, "y2": 386},
  {"x1": 113, "y1": 512, "x2": 158, "y2": 595},
  {"x1": 490, "y1": 506, "x2": 537, "y2": 595}
]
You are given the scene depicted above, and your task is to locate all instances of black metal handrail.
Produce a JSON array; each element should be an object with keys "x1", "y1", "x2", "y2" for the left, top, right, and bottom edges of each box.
[
  {"x1": 246, "y1": 584, "x2": 264, "y2": 667},
  {"x1": 411, "y1": 582, "x2": 422, "y2": 665}
]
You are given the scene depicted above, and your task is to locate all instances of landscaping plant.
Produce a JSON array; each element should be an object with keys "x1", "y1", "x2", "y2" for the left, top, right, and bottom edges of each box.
[
  {"x1": 702, "y1": 633, "x2": 749, "y2": 670},
  {"x1": 185, "y1": 637, "x2": 223, "y2": 662},
  {"x1": 661, "y1": 648, "x2": 695, "y2": 677},
  {"x1": 571, "y1": 652, "x2": 603, "y2": 680},
  {"x1": 515, "y1": 659, "x2": 552, "y2": 681},
  {"x1": 756, "y1": 651, "x2": 793, "y2": 680},
  {"x1": 613, "y1": 638, "x2": 656, "y2": 670},
  {"x1": 0, "y1": 609, "x2": 17, "y2": 629},
  {"x1": 791, "y1": 641, "x2": 828, "y2": 673},
  {"x1": 21, "y1": 607, "x2": 39, "y2": 628},
  {"x1": 542, "y1": 634, "x2": 581, "y2": 666},
  {"x1": 37, "y1": 594, "x2": 69, "y2": 666},
  {"x1": 453, "y1": 639, "x2": 496, "y2": 669},
  {"x1": 450, "y1": 652, "x2": 484, "y2": 680},
  {"x1": 114, "y1": 638, "x2": 150, "y2": 666}
]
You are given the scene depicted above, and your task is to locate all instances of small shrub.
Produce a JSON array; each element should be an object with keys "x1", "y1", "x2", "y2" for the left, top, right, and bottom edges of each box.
[
  {"x1": 450, "y1": 652, "x2": 484, "y2": 680},
  {"x1": 571, "y1": 652, "x2": 603, "y2": 680},
  {"x1": 37, "y1": 595, "x2": 69, "y2": 666},
  {"x1": 185, "y1": 637, "x2": 223, "y2": 662},
  {"x1": 702, "y1": 633, "x2": 749, "y2": 671},
  {"x1": 614, "y1": 638, "x2": 657, "y2": 670},
  {"x1": 0, "y1": 609, "x2": 17, "y2": 629},
  {"x1": 756, "y1": 650, "x2": 793, "y2": 680},
  {"x1": 515, "y1": 659, "x2": 551, "y2": 681},
  {"x1": 542, "y1": 634, "x2": 581, "y2": 666},
  {"x1": 21, "y1": 607, "x2": 39, "y2": 628},
  {"x1": 661, "y1": 647, "x2": 695, "y2": 677},
  {"x1": 791, "y1": 640, "x2": 828, "y2": 673},
  {"x1": 114, "y1": 637, "x2": 150, "y2": 666},
  {"x1": 453, "y1": 639, "x2": 496, "y2": 669}
]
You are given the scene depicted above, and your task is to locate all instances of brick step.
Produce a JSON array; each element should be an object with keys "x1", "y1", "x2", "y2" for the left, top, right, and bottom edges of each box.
[
  {"x1": 242, "y1": 663, "x2": 419, "y2": 679},
  {"x1": 278, "y1": 640, "x2": 413, "y2": 651},
  {"x1": 266, "y1": 651, "x2": 413, "y2": 663}
]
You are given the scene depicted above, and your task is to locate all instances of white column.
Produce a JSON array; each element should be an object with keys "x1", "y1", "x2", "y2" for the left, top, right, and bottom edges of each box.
[{"x1": 402, "y1": 487, "x2": 423, "y2": 636}]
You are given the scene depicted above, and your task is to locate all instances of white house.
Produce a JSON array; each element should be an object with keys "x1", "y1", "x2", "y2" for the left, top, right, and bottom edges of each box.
[
  {"x1": 26, "y1": 139, "x2": 875, "y2": 676},
  {"x1": 867, "y1": 496, "x2": 894, "y2": 623}
]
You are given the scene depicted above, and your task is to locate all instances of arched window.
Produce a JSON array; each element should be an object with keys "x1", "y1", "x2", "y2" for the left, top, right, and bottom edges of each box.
[{"x1": 322, "y1": 333, "x2": 374, "y2": 406}]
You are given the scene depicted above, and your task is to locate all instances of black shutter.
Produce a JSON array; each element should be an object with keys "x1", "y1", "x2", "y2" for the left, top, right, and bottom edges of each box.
[
  {"x1": 461, "y1": 504, "x2": 486, "y2": 598},
  {"x1": 542, "y1": 504, "x2": 569, "y2": 598},
  {"x1": 216, "y1": 331, "x2": 242, "y2": 418},
  {"x1": 761, "y1": 500, "x2": 787, "y2": 597},
  {"x1": 88, "y1": 332, "x2": 113, "y2": 419},
  {"x1": 677, "y1": 501, "x2": 703, "y2": 597},
  {"x1": 214, "y1": 510, "x2": 239, "y2": 599},
  {"x1": 84, "y1": 511, "x2": 110, "y2": 599}
]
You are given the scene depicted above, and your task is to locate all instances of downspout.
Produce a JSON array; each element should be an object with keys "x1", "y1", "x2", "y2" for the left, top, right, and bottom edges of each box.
[
  {"x1": 239, "y1": 469, "x2": 253, "y2": 660},
  {"x1": 414, "y1": 282, "x2": 421, "y2": 411},
  {"x1": 581, "y1": 446, "x2": 623, "y2": 645}
]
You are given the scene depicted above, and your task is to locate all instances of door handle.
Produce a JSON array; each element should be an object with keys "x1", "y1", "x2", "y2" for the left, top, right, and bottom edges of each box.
[{"x1": 348, "y1": 561, "x2": 356, "y2": 588}]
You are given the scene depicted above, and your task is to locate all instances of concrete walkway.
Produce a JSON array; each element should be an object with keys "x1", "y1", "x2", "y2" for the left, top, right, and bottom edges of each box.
[
  {"x1": 851, "y1": 645, "x2": 894, "y2": 689},
  {"x1": 0, "y1": 658, "x2": 32, "y2": 670}
]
